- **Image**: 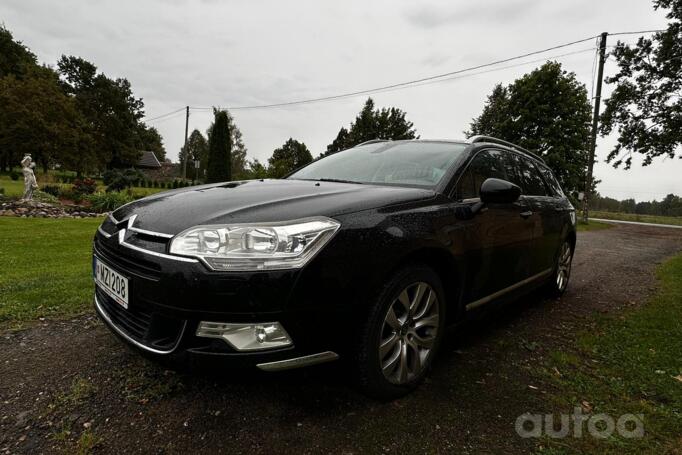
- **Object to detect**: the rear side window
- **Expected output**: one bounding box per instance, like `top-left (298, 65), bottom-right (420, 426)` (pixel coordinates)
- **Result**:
top-left (505, 153), bottom-right (548, 196)
top-left (457, 149), bottom-right (508, 199)
top-left (538, 165), bottom-right (564, 197)
top-left (500, 152), bottom-right (526, 190)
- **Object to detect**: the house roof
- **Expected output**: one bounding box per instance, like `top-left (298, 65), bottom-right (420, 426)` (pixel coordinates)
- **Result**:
top-left (136, 151), bottom-right (162, 169)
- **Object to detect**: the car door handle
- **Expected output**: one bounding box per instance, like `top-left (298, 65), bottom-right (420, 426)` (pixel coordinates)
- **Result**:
top-left (520, 210), bottom-right (533, 219)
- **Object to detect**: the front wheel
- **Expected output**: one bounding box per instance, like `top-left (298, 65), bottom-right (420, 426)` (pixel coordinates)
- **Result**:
top-left (546, 240), bottom-right (573, 297)
top-left (354, 265), bottom-right (446, 400)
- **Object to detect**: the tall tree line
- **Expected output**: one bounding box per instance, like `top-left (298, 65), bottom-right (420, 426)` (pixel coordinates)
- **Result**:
top-left (0, 25), bottom-right (164, 174)
top-left (591, 193), bottom-right (682, 217)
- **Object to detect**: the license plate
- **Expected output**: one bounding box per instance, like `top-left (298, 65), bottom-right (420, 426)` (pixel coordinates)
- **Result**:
top-left (94, 257), bottom-right (129, 309)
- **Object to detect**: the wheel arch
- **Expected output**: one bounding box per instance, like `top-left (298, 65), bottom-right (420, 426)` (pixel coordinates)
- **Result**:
top-left (567, 229), bottom-right (576, 251)
top-left (388, 247), bottom-right (465, 324)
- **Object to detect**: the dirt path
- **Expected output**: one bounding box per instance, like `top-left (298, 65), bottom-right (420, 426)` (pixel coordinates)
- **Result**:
top-left (1, 224), bottom-right (681, 454)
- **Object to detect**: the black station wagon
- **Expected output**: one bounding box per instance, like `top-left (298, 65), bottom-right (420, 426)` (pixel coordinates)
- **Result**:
top-left (93, 136), bottom-right (576, 398)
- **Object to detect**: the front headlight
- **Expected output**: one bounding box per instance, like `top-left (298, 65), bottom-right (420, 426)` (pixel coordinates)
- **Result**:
top-left (169, 217), bottom-right (340, 271)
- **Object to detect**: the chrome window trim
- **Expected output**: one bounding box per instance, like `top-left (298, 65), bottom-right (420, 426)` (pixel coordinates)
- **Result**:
top-left (94, 294), bottom-right (186, 355)
top-left (465, 268), bottom-right (553, 311)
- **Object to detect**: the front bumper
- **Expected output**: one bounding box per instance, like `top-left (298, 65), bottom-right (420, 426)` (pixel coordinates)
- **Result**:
top-left (94, 293), bottom-right (339, 371)
top-left (92, 230), bottom-right (348, 371)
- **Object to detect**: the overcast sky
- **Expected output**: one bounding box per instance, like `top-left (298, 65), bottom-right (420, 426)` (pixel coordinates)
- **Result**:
top-left (3, 0), bottom-right (679, 200)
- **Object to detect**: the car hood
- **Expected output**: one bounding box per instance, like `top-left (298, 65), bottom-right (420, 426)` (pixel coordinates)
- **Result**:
top-left (113, 179), bottom-right (437, 234)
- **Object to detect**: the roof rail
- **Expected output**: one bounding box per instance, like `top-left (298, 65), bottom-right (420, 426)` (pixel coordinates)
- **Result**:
top-left (356, 139), bottom-right (390, 146)
top-left (469, 135), bottom-right (545, 163)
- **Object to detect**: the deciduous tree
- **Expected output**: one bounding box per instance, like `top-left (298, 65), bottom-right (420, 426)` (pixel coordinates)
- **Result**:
top-left (324, 98), bottom-right (418, 156)
top-left (467, 61), bottom-right (592, 193)
top-left (268, 138), bottom-right (313, 178)
top-left (0, 67), bottom-right (91, 174)
top-left (599, 0), bottom-right (682, 168)
top-left (58, 55), bottom-right (145, 169)
top-left (135, 125), bottom-right (166, 162)
top-left (180, 129), bottom-right (209, 179)
top-left (0, 25), bottom-right (37, 78)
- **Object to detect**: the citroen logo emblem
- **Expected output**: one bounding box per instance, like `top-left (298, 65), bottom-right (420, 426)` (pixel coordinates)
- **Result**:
top-left (116, 214), bottom-right (137, 243)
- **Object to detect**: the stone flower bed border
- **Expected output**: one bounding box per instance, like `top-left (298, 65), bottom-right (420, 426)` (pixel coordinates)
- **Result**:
top-left (0, 200), bottom-right (103, 218)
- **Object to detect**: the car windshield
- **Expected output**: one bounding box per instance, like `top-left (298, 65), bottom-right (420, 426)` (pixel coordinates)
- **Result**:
top-left (288, 141), bottom-right (467, 188)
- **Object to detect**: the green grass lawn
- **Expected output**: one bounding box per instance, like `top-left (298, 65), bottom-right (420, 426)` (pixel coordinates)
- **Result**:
top-left (538, 252), bottom-right (682, 453)
top-left (590, 210), bottom-right (682, 227)
top-left (0, 176), bottom-right (27, 197)
top-left (0, 217), bottom-right (102, 329)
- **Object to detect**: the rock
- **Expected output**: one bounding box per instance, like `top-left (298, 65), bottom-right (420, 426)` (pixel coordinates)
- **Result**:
top-left (15, 411), bottom-right (29, 427)
top-left (0, 200), bottom-right (90, 219)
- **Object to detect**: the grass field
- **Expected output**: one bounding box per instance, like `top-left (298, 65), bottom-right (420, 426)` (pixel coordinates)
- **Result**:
top-left (0, 175), bottom-right (165, 198)
top-left (590, 210), bottom-right (682, 227)
top-left (539, 252), bottom-right (682, 453)
top-left (0, 176), bottom-right (26, 197)
top-left (0, 217), bottom-right (102, 329)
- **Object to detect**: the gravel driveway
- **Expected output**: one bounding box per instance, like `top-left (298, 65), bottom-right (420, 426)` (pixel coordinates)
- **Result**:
top-left (1, 223), bottom-right (681, 454)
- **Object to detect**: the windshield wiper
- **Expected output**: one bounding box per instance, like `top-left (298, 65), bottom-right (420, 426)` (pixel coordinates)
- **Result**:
top-left (312, 178), bottom-right (364, 185)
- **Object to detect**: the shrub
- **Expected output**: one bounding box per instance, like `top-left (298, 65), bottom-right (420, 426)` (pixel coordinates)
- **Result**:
top-left (172, 180), bottom-right (178, 189)
top-left (42, 184), bottom-right (62, 197)
top-left (103, 169), bottom-right (145, 192)
top-left (33, 191), bottom-right (59, 204)
top-left (59, 187), bottom-right (83, 203)
top-left (73, 178), bottom-right (97, 195)
top-left (0, 187), bottom-right (5, 195)
top-left (9, 170), bottom-right (19, 181)
top-left (87, 192), bottom-right (134, 212)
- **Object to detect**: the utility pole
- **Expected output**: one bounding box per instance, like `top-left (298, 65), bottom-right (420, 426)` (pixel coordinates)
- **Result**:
top-left (182, 106), bottom-right (189, 180)
top-left (583, 32), bottom-right (608, 223)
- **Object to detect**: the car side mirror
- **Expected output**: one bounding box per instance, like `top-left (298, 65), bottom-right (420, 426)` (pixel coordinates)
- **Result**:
top-left (479, 178), bottom-right (521, 204)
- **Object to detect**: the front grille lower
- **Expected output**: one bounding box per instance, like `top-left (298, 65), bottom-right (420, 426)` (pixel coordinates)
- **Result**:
top-left (94, 237), bottom-right (162, 280)
top-left (96, 287), bottom-right (185, 351)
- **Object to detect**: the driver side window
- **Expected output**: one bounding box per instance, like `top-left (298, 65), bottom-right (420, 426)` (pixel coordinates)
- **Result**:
top-left (457, 149), bottom-right (508, 199)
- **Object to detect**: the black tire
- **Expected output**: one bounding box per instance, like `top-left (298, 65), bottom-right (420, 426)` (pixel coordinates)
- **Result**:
top-left (354, 264), bottom-right (446, 400)
top-left (545, 239), bottom-right (574, 298)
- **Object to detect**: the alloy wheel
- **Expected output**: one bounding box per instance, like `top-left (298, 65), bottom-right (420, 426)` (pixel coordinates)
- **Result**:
top-left (556, 241), bottom-right (572, 291)
top-left (379, 282), bottom-right (440, 385)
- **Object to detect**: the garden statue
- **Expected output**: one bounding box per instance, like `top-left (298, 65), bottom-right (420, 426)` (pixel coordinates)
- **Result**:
top-left (20, 154), bottom-right (38, 201)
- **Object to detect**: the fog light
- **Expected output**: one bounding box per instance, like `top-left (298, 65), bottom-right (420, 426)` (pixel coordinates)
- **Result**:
top-left (196, 321), bottom-right (292, 351)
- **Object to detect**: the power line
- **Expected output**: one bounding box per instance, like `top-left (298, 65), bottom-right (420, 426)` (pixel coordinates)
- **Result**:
top-left (185, 47), bottom-right (596, 115)
top-left (146, 110), bottom-right (187, 124)
top-left (363, 47), bottom-right (597, 96)
top-left (144, 107), bottom-right (186, 122)
top-left (158, 47), bottom-right (596, 119)
top-left (190, 34), bottom-right (600, 111)
top-left (145, 29), bottom-right (669, 118)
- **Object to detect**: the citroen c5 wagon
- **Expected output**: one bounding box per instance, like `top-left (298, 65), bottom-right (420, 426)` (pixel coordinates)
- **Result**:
top-left (93, 136), bottom-right (576, 399)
